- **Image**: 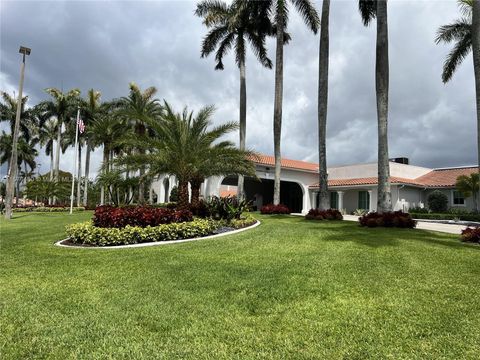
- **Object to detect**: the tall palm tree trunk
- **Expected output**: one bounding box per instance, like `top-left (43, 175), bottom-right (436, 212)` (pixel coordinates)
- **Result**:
top-left (83, 143), bottom-right (91, 207)
top-left (237, 59), bottom-right (247, 201)
top-left (100, 145), bottom-right (109, 205)
top-left (48, 150), bottom-right (54, 205)
top-left (177, 179), bottom-right (189, 211)
top-left (53, 121), bottom-right (62, 204)
top-left (76, 143), bottom-right (82, 207)
top-left (15, 165), bottom-right (20, 206)
top-left (375, 0), bottom-right (392, 213)
top-left (472, 0), bottom-right (480, 208)
top-left (273, 3), bottom-right (285, 205)
top-left (317, 0), bottom-right (330, 210)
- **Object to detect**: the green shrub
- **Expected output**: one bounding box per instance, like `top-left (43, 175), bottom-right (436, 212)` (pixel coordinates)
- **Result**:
top-left (65, 219), bottom-right (218, 246)
top-left (409, 212), bottom-right (480, 222)
top-left (221, 214), bottom-right (257, 229)
top-left (427, 191), bottom-right (448, 212)
top-left (14, 206), bottom-right (85, 213)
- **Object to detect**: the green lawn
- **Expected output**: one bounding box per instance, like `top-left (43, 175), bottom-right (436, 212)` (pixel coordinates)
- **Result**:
top-left (1, 212), bottom-right (479, 359)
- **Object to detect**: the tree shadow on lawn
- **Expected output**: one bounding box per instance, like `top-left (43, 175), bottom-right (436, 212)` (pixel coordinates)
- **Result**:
top-left (319, 222), bottom-right (478, 251)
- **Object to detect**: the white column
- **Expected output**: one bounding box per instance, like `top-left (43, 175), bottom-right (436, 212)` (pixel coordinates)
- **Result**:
top-left (157, 177), bottom-right (165, 204)
top-left (368, 190), bottom-right (373, 212)
top-left (337, 191), bottom-right (344, 212)
top-left (301, 185), bottom-right (310, 214)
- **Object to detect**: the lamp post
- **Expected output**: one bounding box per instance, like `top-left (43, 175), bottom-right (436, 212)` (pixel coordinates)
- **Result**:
top-left (4, 46), bottom-right (31, 220)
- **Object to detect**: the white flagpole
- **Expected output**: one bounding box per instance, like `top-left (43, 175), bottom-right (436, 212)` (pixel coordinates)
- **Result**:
top-left (69, 107), bottom-right (80, 214)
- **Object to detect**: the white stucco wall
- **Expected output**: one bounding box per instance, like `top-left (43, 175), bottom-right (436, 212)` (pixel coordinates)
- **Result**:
top-left (328, 161), bottom-right (431, 180)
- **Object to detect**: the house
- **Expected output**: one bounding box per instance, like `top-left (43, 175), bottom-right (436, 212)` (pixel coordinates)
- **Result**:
top-left (149, 154), bottom-right (477, 214)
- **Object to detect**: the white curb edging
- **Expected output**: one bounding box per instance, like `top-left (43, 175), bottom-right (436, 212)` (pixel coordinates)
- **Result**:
top-left (54, 220), bottom-right (261, 249)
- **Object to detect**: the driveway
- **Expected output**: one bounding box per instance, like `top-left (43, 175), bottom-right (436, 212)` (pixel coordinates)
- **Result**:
top-left (343, 215), bottom-right (467, 235)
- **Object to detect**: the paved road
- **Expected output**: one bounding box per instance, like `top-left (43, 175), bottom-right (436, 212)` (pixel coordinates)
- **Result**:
top-left (342, 215), bottom-right (467, 235)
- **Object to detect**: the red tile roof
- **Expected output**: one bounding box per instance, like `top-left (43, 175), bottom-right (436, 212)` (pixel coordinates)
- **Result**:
top-left (309, 166), bottom-right (477, 188)
top-left (310, 176), bottom-right (424, 188)
top-left (251, 154), bottom-right (318, 172)
top-left (414, 166), bottom-right (477, 187)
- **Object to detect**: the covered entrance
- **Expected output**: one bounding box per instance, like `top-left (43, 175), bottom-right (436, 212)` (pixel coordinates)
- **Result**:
top-left (221, 176), bottom-right (304, 213)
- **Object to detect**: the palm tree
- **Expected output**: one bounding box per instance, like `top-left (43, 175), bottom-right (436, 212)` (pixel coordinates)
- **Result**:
top-left (0, 132), bottom-right (37, 205)
top-left (317, 0), bottom-right (330, 210)
top-left (89, 113), bottom-right (125, 205)
top-left (359, 0), bottom-right (392, 213)
top-left (80, 89), bottom-right (105, 206)
top-left (195, 0), bottom-right (275, 201)
top-left (117, 83), bottom-right (163, 203)
top-left (39, 88), bottom-right (80, 188)
top-left (456, 173), bottom-right (479, 212)
top-left (0, 92), bottom-right (37, 141)
top-left (116, 102), bottom-right (256, 210)
top-left (257, 0), bottom-right (319, 205)
top-left (38, 118), bottom-right (58, 181)
top-left (436, 0), bottom-right (480, 204)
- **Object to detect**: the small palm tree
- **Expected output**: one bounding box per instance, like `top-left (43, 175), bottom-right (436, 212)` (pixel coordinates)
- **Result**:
top-left (38, 88), bottom-right (80, 187)
top-left (195, 0), bottom-right (276, 201)
top-left (456, 173), bottom-right (479, 212)
top-left (255, 0), bottom-right (319, 205)
top-left (436, 0), bottom-right (480, 203)
top-left (116, 102), bottom-right (256, 210)
top-left (117, 83), bottom-right (163, 203)
top-left (359, 0), bottom-right (392, 213)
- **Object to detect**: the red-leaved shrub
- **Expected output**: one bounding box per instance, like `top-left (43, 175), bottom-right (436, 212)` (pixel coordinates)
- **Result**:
top-left (93, 206), bottom-right (193, 228)
top-left (359, 211), bottom-right (416, 228)
top-left (260, 204), bottom-right (290, 215)
top-left (305, 208), bottom-right (343, 220)
top-left (461, 227), bottom-right (480, 243)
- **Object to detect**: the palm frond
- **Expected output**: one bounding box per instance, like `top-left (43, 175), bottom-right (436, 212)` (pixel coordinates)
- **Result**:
top-left (359, 0), bottom-right (377, 26)
top-left (441, 31), bottom-right (472, 82)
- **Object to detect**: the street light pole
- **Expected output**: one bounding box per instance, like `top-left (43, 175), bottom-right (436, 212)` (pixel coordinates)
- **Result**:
top-left (4, 46), bottom-right (31, 220)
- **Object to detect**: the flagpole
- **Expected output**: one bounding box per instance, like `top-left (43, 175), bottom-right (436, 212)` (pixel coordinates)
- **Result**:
top-left (69, 107), bottom-right (80, 214)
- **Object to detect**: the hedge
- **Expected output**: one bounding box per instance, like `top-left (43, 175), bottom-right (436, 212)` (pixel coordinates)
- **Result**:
top-left (93, 206), bottom-right (192, 228)
top-left (66, 219), bottom-right (218, 246)
top-left (410, 212), bottom-right (480, 222)
top-left (461, 227), bottom-right (480, 244)
top-left (305, 209), bottom-right (343, 221)
top-left (14, 206), bottom-right (85, 212)
top-left (359, 211), bottom-right (416, 228)
top-left (260, 204), bottom-right (290, 214)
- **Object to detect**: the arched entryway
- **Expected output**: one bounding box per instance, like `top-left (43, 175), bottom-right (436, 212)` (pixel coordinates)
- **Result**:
top-left (220, 176), bottom-right (304, 213)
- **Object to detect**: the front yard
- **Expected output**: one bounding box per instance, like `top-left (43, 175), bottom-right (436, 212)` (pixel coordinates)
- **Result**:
top-left (1, 212), bottom-right (479, 359)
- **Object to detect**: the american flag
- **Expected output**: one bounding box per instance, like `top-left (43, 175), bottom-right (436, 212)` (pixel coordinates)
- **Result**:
top-left (77, 117), bottom-right (85, 134)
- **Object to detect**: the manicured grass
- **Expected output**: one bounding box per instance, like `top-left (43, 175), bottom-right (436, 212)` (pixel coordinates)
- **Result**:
top-left (1, 213), bottom-right (479, 359)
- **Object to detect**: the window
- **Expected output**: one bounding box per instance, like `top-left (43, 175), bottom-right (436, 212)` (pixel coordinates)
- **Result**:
top-left (452, 190), bottom-right (465, 206)
top-left (358, 191), bottom-right (370, 210)
top-left (330, 192), bottom-right (338, 209)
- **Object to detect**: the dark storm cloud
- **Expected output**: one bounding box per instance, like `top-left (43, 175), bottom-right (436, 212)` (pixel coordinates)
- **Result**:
top-left (0, 0), bottom-right (476, 178)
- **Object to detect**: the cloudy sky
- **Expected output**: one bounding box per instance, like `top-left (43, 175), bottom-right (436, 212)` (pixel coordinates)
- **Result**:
top-left (0, 0), bottom-right (476, 178)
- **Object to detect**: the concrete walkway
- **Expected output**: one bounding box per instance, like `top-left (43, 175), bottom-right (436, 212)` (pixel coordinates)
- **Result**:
top-left (343, 215), bottom-right (467, 235)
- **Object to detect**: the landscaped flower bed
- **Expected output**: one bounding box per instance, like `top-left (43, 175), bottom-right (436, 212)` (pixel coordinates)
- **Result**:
top-left (66, 219), bottom-right (217, 246)
top-left (461, 227), bottom-right (480, 244)
top-left (63, 205), bottom-right (258, 247)
top-left (305, 208), bottom-right (343, 220)
top-left (260, 204), bottom-right (290, 215)
top-left (359, 211), bottom-right (416, 228)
